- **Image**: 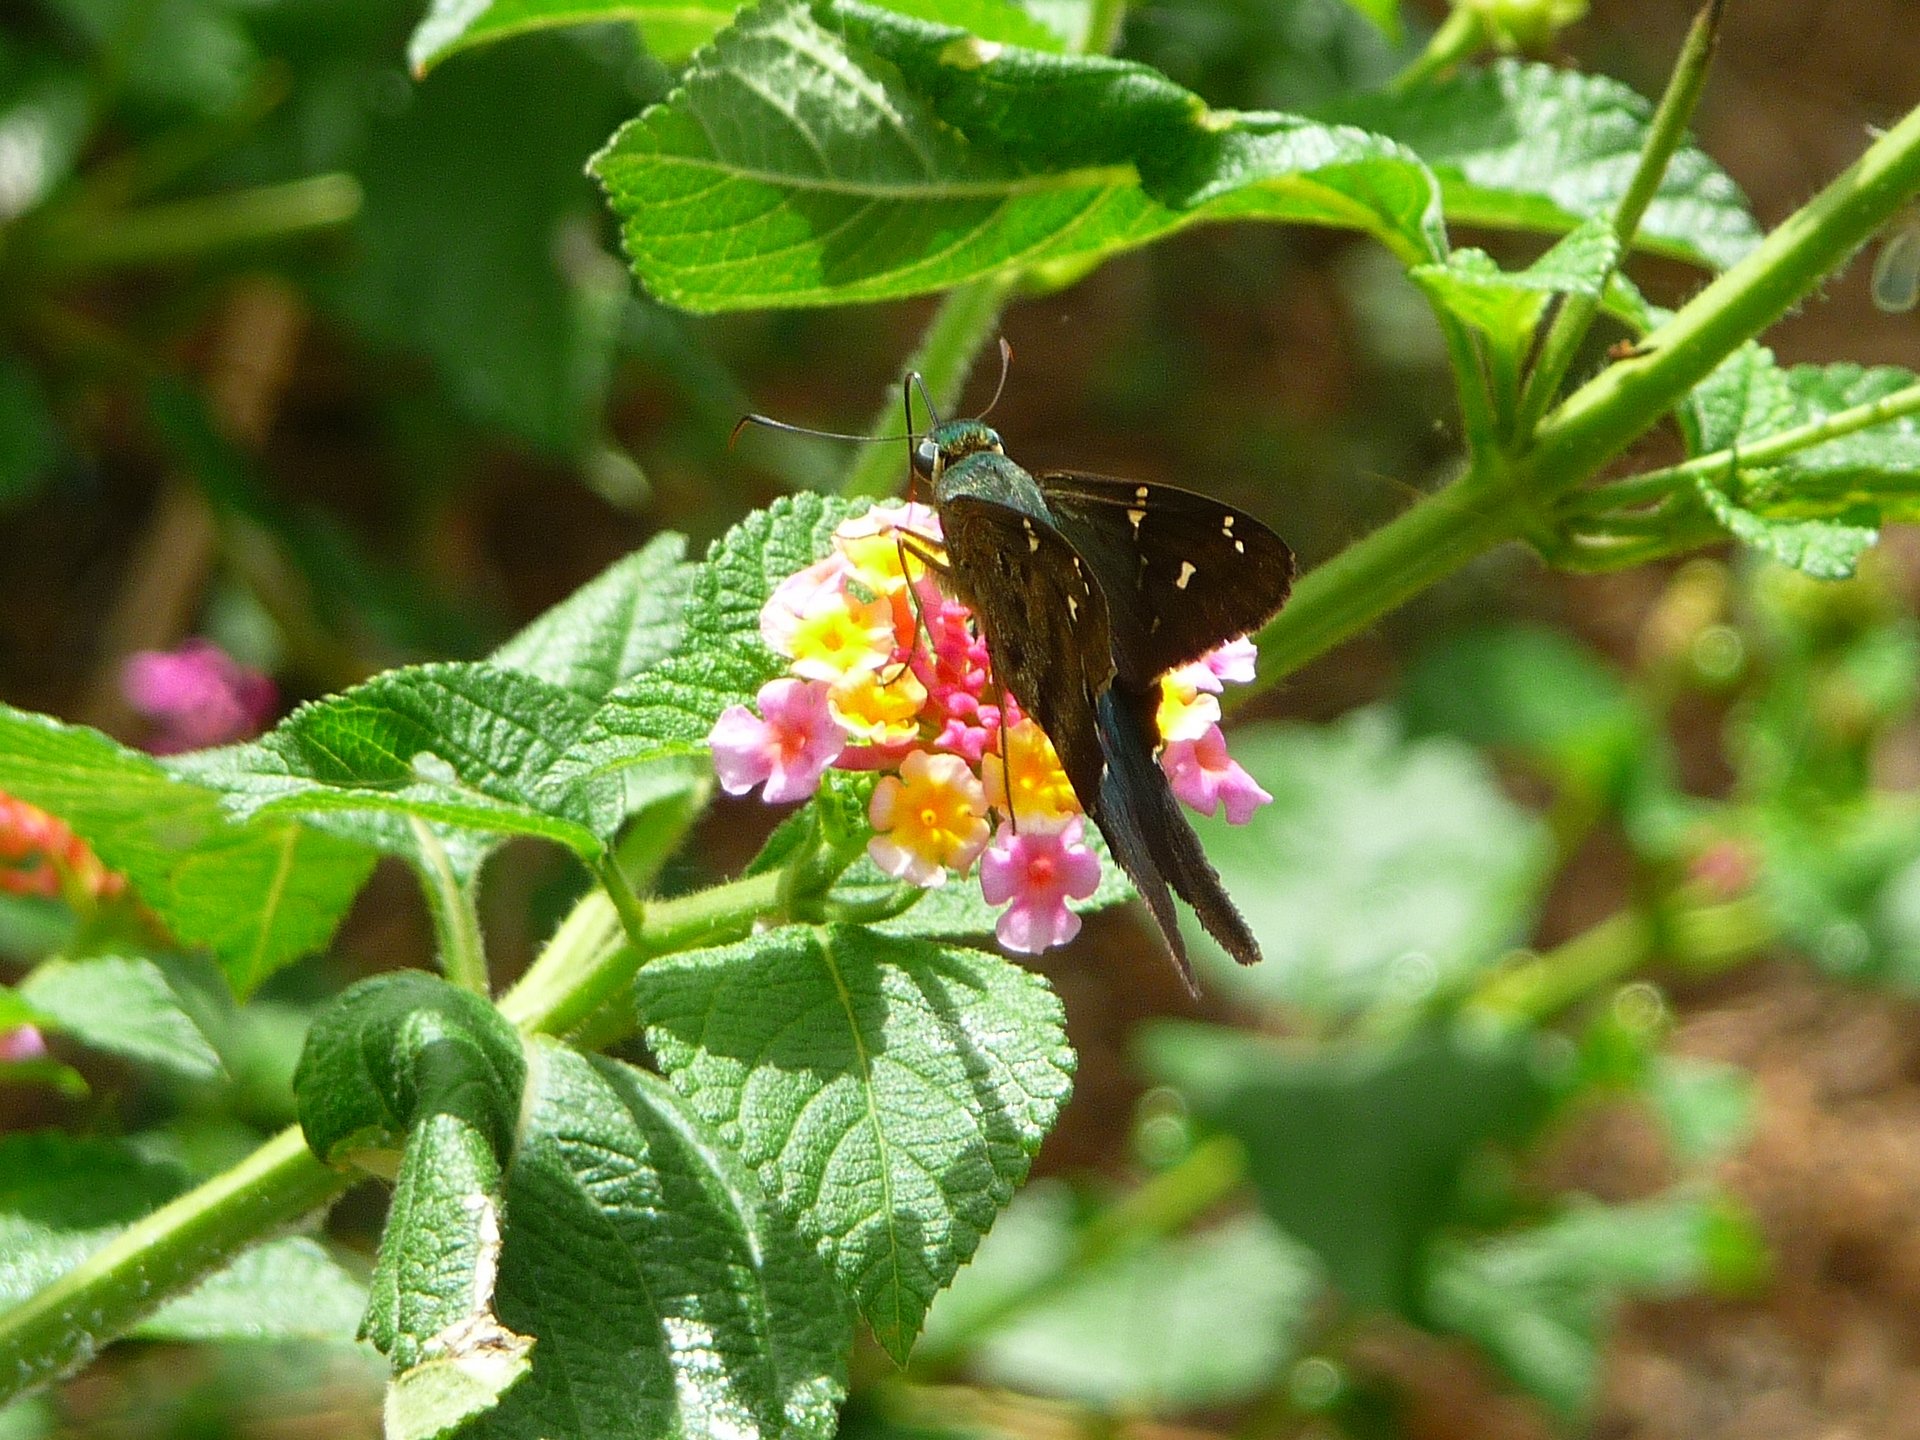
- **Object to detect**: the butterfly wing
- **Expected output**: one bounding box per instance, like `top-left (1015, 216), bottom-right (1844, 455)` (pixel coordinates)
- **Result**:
top-left (936, 493), bottom-right (1114, 808)
top-left (1036, 473), bottom-right (1295, 690)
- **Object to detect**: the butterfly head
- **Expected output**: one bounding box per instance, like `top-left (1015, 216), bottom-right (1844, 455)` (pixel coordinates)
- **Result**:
top-left (912, 419), bottom-right (1003, 483)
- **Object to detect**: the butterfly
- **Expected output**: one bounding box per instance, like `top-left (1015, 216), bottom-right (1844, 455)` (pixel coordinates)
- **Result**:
top-left (903, 377), bottom-right (1293, 991)
top-left (737, 350), bottom-right (1295, 990)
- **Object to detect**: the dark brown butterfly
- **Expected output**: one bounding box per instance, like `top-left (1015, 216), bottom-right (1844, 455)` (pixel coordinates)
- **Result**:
top-left (906, 392), bottom-right (1294, 991)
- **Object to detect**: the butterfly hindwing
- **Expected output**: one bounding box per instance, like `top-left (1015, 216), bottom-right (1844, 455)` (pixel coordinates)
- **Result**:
top-left (1035, 473), bottom-right (1295, 689)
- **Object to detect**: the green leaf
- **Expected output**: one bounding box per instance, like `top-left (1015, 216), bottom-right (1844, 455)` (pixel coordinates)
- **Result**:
top-left (335, 36), bottom-right (639, 453)
top-left (925, 1184), bottom-right (1320, 1409)
top-left (634, 924), bottom-right (1074, 1361)
top-left (410, 0), bottom-right (729, 73)
top-left (592, 0), bottom-right (1445, 311)
top-left (0, 59), bottom-right (89, 223)
top-left (0, 1132), bottom-right (364, 1342)
top-left (177, 663), bottom-right (618, 865)
top-left (1324, 59), bottom-right (1761, 269)
top-left (0, 705), bottom-right (377, 996)
top-left (1189, 709), bottom-right (1552, 1016)
top-left (1682, 345), bottom-right (1884, 578)
top-left (18, 955), bottom-right (225, 1081)
top-left (1140, 1023), bottom-right (1555, 1314)
top-left (47, 0), bottom-right (260, 115)
top-left (472, 1044), bottom-right (850, 1440)
top-left (488, 535), bottom-right (694, 704)
top-left (409, 0), bottom-right (1064, 72)
top-left (1400, 623), bottom-right (1650, 793)
top-left (295, 973), bottom-right (532, 1426)
top-left (553, 492), bottom-right (865, 793)
top-left (1409, 219), bottom-right (1618, 351)
top-left (1647, 1056), bottom-right (1755, 1166)
top-left (1335, 0), bottom-right (1401, 39)
top-left (1426, 1192), bottom-right (1762, 1418)
top-left (1773, 364), bottom-right (1920, 512)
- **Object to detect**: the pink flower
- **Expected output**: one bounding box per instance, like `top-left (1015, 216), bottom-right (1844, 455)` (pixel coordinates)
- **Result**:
top-left (979, 817), bottom-right (1102, 953)
top-left (1201, 636), bottom-right (1258, 687)
top-left (0, 1025), bottom-right (47, 1064)
top-left (121, 640), bottom-right (276, 754)
top-left (710, 678), bottom-right (847, 804)
top-left (1161, 724), bottom-right (1272, 824)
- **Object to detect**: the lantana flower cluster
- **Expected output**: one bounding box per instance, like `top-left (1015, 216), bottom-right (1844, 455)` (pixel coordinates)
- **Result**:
top-left (709, 504), bottom-right (1272, 954)
top-left (0, 792), bottom-right (125, 903)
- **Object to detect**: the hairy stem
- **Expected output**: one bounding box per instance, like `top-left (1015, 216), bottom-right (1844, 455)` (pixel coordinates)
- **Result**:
top-left (1513, 0), bottom-right (1727, 443)
top-left (1566, 378), bottom-right (1920, 517)
top-left (412, 819), bottom-right (489, 996)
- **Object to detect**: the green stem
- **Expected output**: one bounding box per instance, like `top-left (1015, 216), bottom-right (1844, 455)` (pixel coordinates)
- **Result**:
top-left (0, 1126), bottom-right (347, 1402)
top-left (1243, 468), bottom-right (1527, 692)
top-left (911, 1135), bottom-right (1248, 1369)
top-left (841, 275), bottom-right (1018, 500)
top-left (498, 868), bottom-right (786, 1036)
top-left (411, 819), bottom-right (489, 996)
top-left (1567, 378), bottom-right (1920, 517)
top-left (1527, 98), bottom-right (1920, 496)
top-left (1512, 0), bottom-right (1727, 444)
top-left (35, 175), bottom-right (361, 275)
top-left (1390, 4), bottom-right (1486, 92)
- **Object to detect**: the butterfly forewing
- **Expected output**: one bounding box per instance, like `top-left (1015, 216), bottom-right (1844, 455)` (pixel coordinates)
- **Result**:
top-left (937, 493), bottom-right (1114, 809)
top-left (1035, 473), bottom-right (1295, 688)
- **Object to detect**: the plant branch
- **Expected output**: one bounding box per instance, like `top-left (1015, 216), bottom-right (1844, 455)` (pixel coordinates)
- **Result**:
top-left (33, 175), bottom-right (361, 276)
top-left (411, 818), bottom-right (489, 996)
top-left (1527, 98), bottom-right (1920, 496)
top-left (1513, 0), bottom-right (1728, 443)
top-left (1390, 5), bottom-right (1485, 93)
top-left (1565, 378), bottom-right (1920, 517)
top-left (0, 1126), bottom-right (347, 1404)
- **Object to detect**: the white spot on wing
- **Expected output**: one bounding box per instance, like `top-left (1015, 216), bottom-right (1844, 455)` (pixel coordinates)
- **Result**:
top-left (1127, 507), bottom-right (1145, 533)
top-left (1176, 560), bottom-right (1197, 589)
top-left (1022, 518), bottom-right (1040, 553)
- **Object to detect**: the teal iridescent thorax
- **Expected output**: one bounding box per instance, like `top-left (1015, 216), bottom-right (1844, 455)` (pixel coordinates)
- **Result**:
top-left (916, 419), bottom-right (1053, 521)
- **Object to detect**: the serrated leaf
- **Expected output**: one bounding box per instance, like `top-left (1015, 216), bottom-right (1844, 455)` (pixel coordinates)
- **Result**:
top-left (1409, 219), bottom-right (1618, 351)
top-left (925, 1184), bottom-right (1320, 1410)
top-left (0, 705), bottom-right (376, 996)
top-left (1426, 1192), bottom-right (1760, 1418)
top-left (471, 1043), bottom-right (850, 1440)
top-left (176, 663), bottom-right (620, 865)
top-left (1326, 59), bottom-right (1760, 269)
top-left (552, 493), bottom-right (865, 793)
top-left (295, 972), bottom-right (531, 1420)
top-left (489, 534), bottom-right (694, 703)
top-left (19, 955), bottom-right (225, 1081)
top-left (1141, 1023), bottom-right (1554, 1314)
top-left (1681, 347), bottom-right (1899, 577)
top-left (592, 0), bottom-right (1445, 311)
top-left (634, 924), bottom-right (1074, 1361)
top-left (1188, 709), bottom-right (1552, 1016)
top-left (0, 1132), bottom-right (364, 1343)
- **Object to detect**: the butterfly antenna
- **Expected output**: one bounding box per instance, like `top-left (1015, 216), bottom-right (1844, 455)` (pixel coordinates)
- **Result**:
top-left (729, 413), bottom-right (916, 448)
top-left (975, 337), bottom-right (1014, 421)
top-left (907, 371), bottom-right (941, 431)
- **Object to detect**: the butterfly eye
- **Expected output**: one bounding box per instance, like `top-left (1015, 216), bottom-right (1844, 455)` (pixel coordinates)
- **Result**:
top-left (913, 438), bottom-right (940, 477)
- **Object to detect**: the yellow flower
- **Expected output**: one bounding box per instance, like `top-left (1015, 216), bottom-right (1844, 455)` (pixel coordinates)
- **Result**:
top-left (835, 502), bottom-right (944, 596)
top-left (783, 588), bottom-right (897, 682)
top-left (829, 666), bottom-right (928, 745)
top-left (868, 750), bottom-right (990, 885)
top-left (1155, 665), bottom-right (1223, 744)
top-left (980, 719), bottom-right (1080, 829)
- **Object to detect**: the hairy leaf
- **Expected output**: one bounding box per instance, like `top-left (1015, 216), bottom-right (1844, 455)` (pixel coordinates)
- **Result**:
top-left (635, 924), bottom-right (1074, 1360)
top-left (19, 955), bottom-right (225, 1081)
top-left (1326, 59), bottom-right (1760, 269)
top-left (0, 705), bottom-right (376, 996)
top-left (593, 0), bottom-right (1445, 311)
top-left (470, 1044), bottom-right (850, 1440)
